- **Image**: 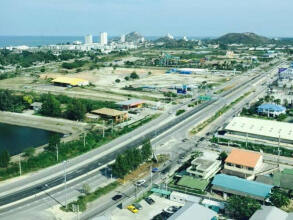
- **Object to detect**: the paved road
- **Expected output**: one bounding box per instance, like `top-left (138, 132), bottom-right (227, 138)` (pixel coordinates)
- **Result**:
top-left (0, 58), bottom-right (285, 219)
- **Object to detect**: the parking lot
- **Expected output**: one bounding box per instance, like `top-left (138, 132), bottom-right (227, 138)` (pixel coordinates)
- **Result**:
top-left (111, 194), bottom-right (183, 220)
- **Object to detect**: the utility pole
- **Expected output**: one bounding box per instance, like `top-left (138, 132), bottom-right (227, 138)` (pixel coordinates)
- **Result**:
top-left (63, 160), bottom-right (68, 208)
top-left (150, 165), bottom-right (153, 187)
top-left (56, 144), bottom-right (59, 162)
top-left (19, 155), bottom-right (22, 176)
top-left (111, 119), bottom-right (114, 134)
top-left (278, 134), bottom-right (281, 164)
top-left (102, 120), bottom-right (105, 138)
top-left (246, 132), bottom-right (248, 148)
top-left (83, 132), bottom-right (86, 147)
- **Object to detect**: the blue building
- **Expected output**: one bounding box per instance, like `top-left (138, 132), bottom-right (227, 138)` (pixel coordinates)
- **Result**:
top-left (257, 103), bottom-right (286, 117)
top-left (212, 174), bottom-right (273, 201)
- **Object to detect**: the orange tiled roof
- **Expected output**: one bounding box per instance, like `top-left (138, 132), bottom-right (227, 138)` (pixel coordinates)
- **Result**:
top-left (225, 149), bottom-right (261, 168)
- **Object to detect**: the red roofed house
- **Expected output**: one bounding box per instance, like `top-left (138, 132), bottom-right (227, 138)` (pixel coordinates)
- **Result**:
top-left (223, 148), bottom-right (263, 180)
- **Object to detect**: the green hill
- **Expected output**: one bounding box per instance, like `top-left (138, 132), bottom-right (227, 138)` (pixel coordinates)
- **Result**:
top-left (216, 32), bottom-right (272, 45)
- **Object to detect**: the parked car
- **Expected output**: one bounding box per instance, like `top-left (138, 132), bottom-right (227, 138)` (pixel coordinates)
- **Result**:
top-left (112, 194), bottom-right (122, 201)
top-left (135, 179), bottom-right (146, 186)
top-left (127, 205), bottom-right (138, 213)
top-left (133, 203), bottom-right (143, 210)
top-left (152, 167), bottom-right (159, 173)
top-left (144, 197), bottom-right (155, 205)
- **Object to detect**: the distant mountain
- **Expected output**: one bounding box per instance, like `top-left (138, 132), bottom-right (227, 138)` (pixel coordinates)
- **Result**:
top-left (125, 32), bottom-right (143, 42)
top-left (216, 32), bottom-right (272, 45)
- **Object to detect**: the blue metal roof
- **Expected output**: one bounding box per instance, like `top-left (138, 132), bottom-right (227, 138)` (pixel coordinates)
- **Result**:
top-left (257, 103), bottom-right (286, 112)
top-left (212, 174), bottom-right (273, 199)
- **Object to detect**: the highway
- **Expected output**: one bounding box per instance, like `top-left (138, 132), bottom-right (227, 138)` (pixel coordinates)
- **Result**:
top-left (0, 58), bottom-right (285, 219)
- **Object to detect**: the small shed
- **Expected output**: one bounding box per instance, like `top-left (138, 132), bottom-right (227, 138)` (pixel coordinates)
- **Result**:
top-left (30, 102), bottom-right (42, 112)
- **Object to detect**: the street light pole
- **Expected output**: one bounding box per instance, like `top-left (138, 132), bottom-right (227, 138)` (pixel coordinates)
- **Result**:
top-left (56, 144), bottom-right (59, 162)
top-left (102, 120), bottom-right (105, 138)
top-left (19, 155), bottom-right (22, 176)
top-left (63, 160), bottom-right (68, 208)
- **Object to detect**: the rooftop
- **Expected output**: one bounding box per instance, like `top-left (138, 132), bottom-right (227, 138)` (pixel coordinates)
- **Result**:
top-left (168, 202), bottom-right (217, 220)
top-left (257, 103), bottom-right (286, 112)
top-left (116, 99), bottom-right (144, 106)
top-left (52, 77), bottom-right (88, 86)
top-left (250, 205), bottom-right (291, 220)
top-left (212, 174), bottom-right (273, 199)
top-left (177, 176), bottom-right (209, 191)
top-left (91, 108), bottom-right (126, 117)
top-left (225, 117), bottom-right (293, 142)
top-left (225, 148), bottom-right (261, 168)
top-left (191, 158), bottom-right (218, 171)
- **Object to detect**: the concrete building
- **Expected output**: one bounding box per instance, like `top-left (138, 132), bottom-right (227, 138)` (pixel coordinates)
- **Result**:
top-left (257, 103), bottom-right (286, 117)
top-left (100, 32), bottom-right (108, 45)
top-left (186, 157), bottom-right (221, 179)
top-left (224, 117), bottom-right (293, 145)
top-left (120, 34), bottom-right (125, 43)
top-left (91, 108), bottom-right (128, 122)
top-left (85, 34), bottom-right (93, 44)
top-left (223, 148), bottom-right (263, 180)
top-left (169, 191), bottom-right (201, 204)
top-left (250, 206), bottom-right (293, 220)
top-left (212, 174), bottom-right (273, 201)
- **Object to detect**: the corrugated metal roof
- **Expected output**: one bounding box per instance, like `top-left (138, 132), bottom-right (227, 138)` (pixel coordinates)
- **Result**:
top-left (116, 99), bottom-right (144, 106)
top-left (91, 108), bottom-right (126, 117)
top-left (52, 77), bottom-right (89, 86)
top-left (212, 174), bottom-right (273, 199)
top-left (250, 206), bottom-right (289, 220)
top-left (151, 188), bottom-right (171, 196)
top-left (257, 103), bottom-right (286, 112)
top-left (225, 117), bottom-right (293, 142)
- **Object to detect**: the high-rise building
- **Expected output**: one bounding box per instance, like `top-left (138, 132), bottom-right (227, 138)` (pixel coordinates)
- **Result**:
top-left (100, 32), bottom-right (108, 45)
top-left (120, 34), bottom-right (126, 43)
top-left (85, 34), bottom-right (93, 44)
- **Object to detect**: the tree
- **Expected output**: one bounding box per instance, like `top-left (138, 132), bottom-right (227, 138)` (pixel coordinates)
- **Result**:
top-left (218, 151), bottom-right (228, 163)
top-left (0, 150), bottom-right (10, 168)
top-left (23, 147), bottom-right (35, 158)
top-left (226, 195), bottom-right (261, 220)
top-left (82, 183), bottom-right (91, 195)
top-left (115, 79), bottom-right (121, 83)
top-left (40, 67), bottom-right (46, 72)
top-left (40, 94), bottom-right (62, 117)
top-left (47, 133), bottom-right (61, 152)
top-left (270, 188), bottom-right (290, 208)
top-left (66, 100), bottom-right (86, 121)
top-left (124, 76), bottom-right (129, 81)
top-left (112, 154), bottom-right (128, 178)
top-left (130, 72), bottom-right (139, 80)
top-left (141, 140), bottom-right (152, 161)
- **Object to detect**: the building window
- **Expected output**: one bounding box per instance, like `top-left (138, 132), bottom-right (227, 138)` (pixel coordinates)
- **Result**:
top-left (248, 167), bottom-right (254, 171)
top-left (236, 165), bottom-right (241, 168)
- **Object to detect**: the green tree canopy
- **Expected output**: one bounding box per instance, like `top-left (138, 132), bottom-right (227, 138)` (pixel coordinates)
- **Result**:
top-left (66, 99), bottom-right (86, 121)
top-left (0, 150), bottom-right (10, 168)
top-left (40, 94), bottom-right (62, 117)
top-left (270, 188), bottom-right (290, 208)
top-left (226, 195), bottom-right (261, 220)
top-left (141, 140), bottom-right (152, 160)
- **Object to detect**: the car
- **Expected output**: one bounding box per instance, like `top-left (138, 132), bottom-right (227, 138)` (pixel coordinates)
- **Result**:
top-left (144, 197), bottom-right (155, 205)
top-left (199, 137), bottom-right (205, 141)
top-left (152, 167), bottom-right (159, 173)
top-left (127, 205), bottom-right (138, 213)
top-left (182, 138), bottom-right (188, 142)
top-left (133, 203), bottom-right (143, 210)
top-left (135, 179), bottom-right (146, 186)
top-left (112, 194), bottom-right (122, 201)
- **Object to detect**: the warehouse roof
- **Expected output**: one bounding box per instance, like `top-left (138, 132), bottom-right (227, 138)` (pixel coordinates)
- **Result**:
top-left (225, 117), bottom-right (293, 142)
top-left (212, 174), bottom-right (273, 199)
top-left (52, 77), bottom-right (89, 86)
top-left (225, 149), bottom-right (261, 168)
top-left (116, 99), bottom-right (144, 106)
top-left (250, 206), bottom-right (291, 220)
top-left (168, 202), bottom-right (217, 220)
top-left (257, 103), bottom-right (286, 112)
top-left (91, 108), bottom-right (126, 117)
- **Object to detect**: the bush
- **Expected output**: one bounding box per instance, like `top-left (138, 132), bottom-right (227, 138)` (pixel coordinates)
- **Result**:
top-left (130, 71), bottom-right (139, 79)
top-left (115, 79), bottom-right (121, 83)
top-left (176, 109), bottom-right (185, 116)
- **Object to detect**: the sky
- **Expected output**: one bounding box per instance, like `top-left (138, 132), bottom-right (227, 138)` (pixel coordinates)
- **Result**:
top-left (1, 0), bottom-right (293, 37)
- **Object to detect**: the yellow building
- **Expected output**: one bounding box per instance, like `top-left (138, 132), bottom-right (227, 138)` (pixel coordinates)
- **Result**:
top-left (52, 77), bottom-right (89, 87)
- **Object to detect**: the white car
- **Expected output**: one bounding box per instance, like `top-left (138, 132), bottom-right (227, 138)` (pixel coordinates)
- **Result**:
top-left (135, 179), bottom-right (146, 186)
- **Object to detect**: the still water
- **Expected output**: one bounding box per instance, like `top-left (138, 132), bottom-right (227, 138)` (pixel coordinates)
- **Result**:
top-left (0, 123), bottom-right (56, 156)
